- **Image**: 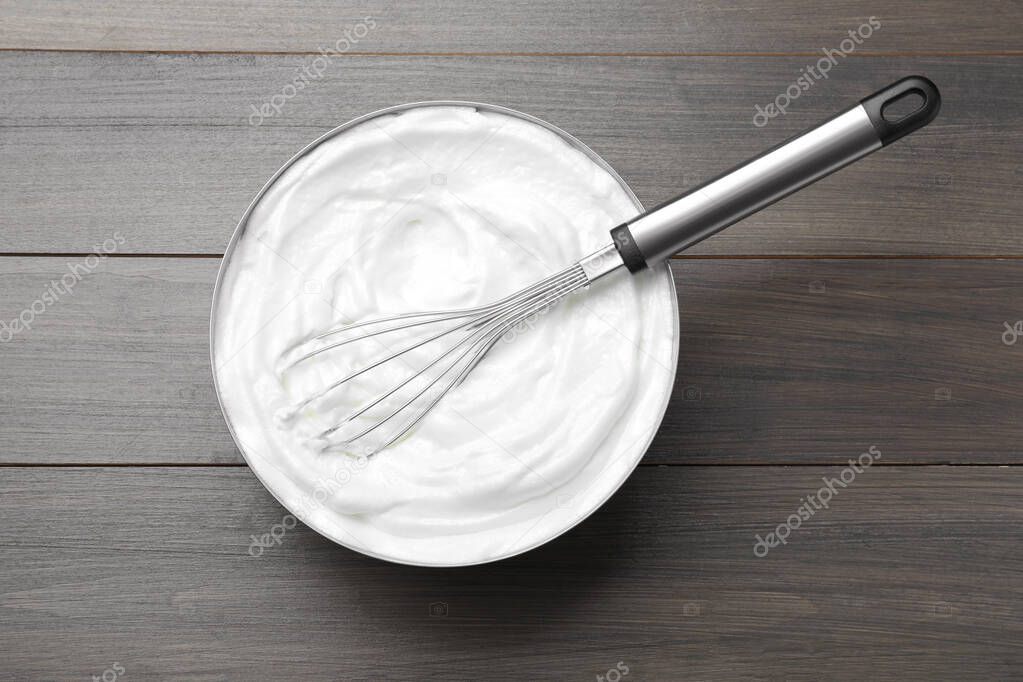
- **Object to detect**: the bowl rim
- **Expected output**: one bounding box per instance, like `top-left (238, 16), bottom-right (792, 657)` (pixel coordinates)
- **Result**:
top-left (209, 100), bottom-right (681, 567)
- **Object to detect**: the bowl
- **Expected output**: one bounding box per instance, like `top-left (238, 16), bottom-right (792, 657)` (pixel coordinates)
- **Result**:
top-left (210, 102), bottom-right (680, 565)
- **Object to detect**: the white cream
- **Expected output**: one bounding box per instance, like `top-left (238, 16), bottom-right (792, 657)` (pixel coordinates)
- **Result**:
top-left (213, 105), bottom-right (678, 565)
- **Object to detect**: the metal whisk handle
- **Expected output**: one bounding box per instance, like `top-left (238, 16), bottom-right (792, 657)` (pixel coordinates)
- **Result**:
top-left (610, 76), bottom-right (941, 272)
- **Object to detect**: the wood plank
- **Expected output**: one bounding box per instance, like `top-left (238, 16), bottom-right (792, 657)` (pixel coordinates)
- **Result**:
top-left (656, 257), bottom-right (1023, 461)
top-left (0, 1), bottom-right (1020, 53)
top-left (1, 257), bottom-right (1020, 465)
top-left (2, 466), bottom-right (1021, 679)
top-left (0, 258), bottom-right (238, 464)
top-left (1, 53), bottom-right (1021, 255)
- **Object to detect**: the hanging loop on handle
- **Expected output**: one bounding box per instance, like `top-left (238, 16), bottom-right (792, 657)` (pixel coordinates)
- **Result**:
top-left (859, 75), bottom-right (941, 146)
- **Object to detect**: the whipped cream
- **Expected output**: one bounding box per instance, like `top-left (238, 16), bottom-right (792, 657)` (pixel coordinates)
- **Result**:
top-left (213, 105), bottom-right (678, 565)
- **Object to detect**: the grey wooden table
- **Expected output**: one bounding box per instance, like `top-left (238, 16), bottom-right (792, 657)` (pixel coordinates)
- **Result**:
top-left (2, 2), bottom-right (1022, 680)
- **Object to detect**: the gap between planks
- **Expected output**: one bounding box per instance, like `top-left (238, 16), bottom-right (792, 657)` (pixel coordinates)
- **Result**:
top-left (1, 48), bottom-right (1022, 57)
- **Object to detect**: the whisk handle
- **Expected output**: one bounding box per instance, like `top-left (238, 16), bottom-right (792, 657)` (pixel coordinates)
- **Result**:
top-left (610, 76), bottom-right (940, 272)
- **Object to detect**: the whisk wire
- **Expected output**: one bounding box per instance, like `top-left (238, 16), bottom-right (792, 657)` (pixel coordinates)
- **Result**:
top-left (325, 266), bottom-right (589, 451)
top-left (277, 242), bottom-right (633, 454)
top-left (277, 238), bottom-right (634, 455)
top-left (290, 266), bottom-right (587, 414)
top-left (287, 263), bottom-right (587, 370)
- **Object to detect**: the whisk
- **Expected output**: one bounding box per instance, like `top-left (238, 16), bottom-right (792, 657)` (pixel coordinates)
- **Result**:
top-left (280, 77), bottom-right (940, 455)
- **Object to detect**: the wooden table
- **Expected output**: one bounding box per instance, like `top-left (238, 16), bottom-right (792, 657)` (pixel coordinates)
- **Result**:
top-left (2, 2), bottom-right (1021, 679)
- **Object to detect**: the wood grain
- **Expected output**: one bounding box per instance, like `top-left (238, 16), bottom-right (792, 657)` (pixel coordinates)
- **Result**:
top-left (0, 1), bottom-right (1020, 54)
top-left (0, 258), bottom-right (237, 464)
top-left (2, 466), bottom-right (1021, 679)
top-left (1, 53), bottom-right (1021, 255)
top-left (1, 2), bottom-right (1019, 679)
top-left (1, 257), bottom-right (1019, 465)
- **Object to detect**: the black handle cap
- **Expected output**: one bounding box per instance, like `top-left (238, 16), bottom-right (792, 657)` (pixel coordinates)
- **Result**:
top-left (860, 76), bottom-right (941, 146)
